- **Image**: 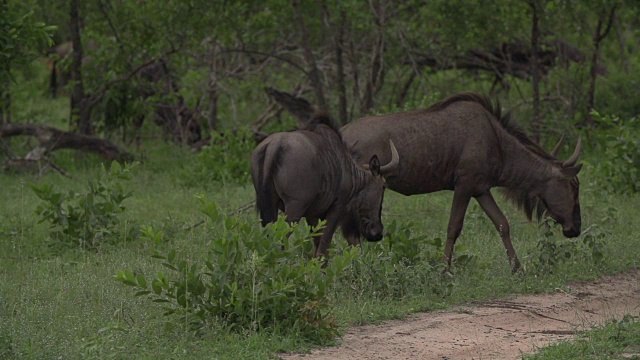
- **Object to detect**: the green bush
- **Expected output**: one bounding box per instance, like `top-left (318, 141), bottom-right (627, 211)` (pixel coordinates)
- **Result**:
top-left (31, 162), bottom-right (138, 252)
top-left (115, 197), bottom-right (357, 342)
top-left (530, 218), bottom-right (606, 274)
top-left (590, 111), bottom-right (640, 194)
top-left (181, 128), bottom-right (255, 187)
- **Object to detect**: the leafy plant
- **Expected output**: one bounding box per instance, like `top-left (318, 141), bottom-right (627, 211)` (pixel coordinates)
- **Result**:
top-left (31, 162), bottom-right (138, 252)
top-left (115, 197), bottom-right (357, 342)
top-left (589, 111), bottom-right (640, 194)
top-left (531, 218), bottom-right (606, 274)
top-left (181, 128), bottom-right (256, 187)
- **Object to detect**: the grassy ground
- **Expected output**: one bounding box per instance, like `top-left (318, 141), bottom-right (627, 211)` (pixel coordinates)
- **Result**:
top-left (1, 65), bottom-right (639, 359)
top-left (1, 146), bottom-right (639, 359)
top-left (524, 315), bottom-right (640, 360)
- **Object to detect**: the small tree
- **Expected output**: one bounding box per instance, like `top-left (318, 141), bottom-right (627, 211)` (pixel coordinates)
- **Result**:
top-left (0, 0), bottom-right (55, 124)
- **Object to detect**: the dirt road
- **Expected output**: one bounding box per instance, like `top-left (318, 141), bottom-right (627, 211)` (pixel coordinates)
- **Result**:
top-left (282, 271), bottom-right (640, 360)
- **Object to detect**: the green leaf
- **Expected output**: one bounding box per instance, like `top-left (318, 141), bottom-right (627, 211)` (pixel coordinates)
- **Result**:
top-left (162, 263), bottom-right (178, 271)
top-left (151, 280), bottom-right (163, 295)
top-left (135, 290), bottom-right (151, 297)
top-left (136, 273), bottom-right (147, 288)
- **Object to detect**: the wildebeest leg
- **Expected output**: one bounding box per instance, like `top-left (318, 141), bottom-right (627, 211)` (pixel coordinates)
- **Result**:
top-left (444, 190), bottom-right (471, 272)
top-left (475, 192), bottom-right (521, 272)
top-left (314, 216), bottom-right (340, 259)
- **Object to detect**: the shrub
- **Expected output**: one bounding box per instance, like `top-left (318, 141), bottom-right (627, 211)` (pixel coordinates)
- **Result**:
top-left (530, 218), bottom-right (606, 274)
top-left (590, 111), bottom-right (640, 194)
top-left (115, 197), bottom-right (357, 342)
top-left (31, 161), bottom-right (138, 252)
top-left (181, 128), bottom-right (255, 187)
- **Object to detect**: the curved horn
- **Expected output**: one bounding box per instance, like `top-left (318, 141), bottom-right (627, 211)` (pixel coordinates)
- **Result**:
top-left (379, 139), bottom-right (400, 175)
top-left (550, 135), bottom-right (565, 157)
top-left (562, 137), bottom-right (582, 167)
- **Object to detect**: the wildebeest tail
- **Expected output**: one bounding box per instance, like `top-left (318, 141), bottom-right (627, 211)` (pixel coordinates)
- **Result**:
top-left (252, 142), bottom-right (282, 226)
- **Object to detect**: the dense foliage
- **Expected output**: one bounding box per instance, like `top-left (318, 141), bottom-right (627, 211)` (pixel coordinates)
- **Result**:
top-left (590, 111), bottom-right (640, 193)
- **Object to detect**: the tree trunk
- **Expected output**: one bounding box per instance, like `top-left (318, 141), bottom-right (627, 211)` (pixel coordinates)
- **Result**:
top-left (69, 0), bottom-right (92, 134)
top-left (528, 0), bottom-right (542, 143)
top-left (586, 5), bottom-right (617, 126)
top-left (396, 71), bottom-right (416, 108)
top-left (361, 0), bottom-right (386, 115)
top-left (0, 86), bottom-right (10, 125)
top-left (291, 0), bottom-right (327, 113)
top-left (320, 2), bottom-right (348, 125)
top-left (207, 45), bottom-right (219, 132)
top-left (0, 0), bottom-right (10, 125)
top-left (335, 11), bottom-right (348, 125)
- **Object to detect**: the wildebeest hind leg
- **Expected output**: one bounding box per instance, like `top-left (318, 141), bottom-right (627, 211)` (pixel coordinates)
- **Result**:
top-left (475, 192), bottom-right (521, 272)
top-left (444, 190), bottom-right (471, 272)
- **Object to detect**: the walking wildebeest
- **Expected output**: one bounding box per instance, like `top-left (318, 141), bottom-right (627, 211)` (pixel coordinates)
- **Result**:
top-left (341, 93), bottom-right (583, 272)
top-left (251, 113), bottom-right (399, 257)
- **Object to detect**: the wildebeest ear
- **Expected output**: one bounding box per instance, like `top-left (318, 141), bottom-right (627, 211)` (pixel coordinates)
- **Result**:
top-left (560, 163), bottom-right (583, 178)
top-left (369, 155), bottom-right (381, 176)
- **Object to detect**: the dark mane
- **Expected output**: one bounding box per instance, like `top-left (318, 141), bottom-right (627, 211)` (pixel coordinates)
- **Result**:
top-left (428, 92), bottom-right (562, 221)
top-left (428, 92), bottom-right (555, 161)
top-left (426, 92), bottom-right (500, 117)
top-left (300, 112), bottom-right (341, 133)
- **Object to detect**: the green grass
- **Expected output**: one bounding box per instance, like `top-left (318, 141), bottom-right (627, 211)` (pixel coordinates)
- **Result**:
top-left (1, 63), bottom-right (640, 359)
top-left (524, 315), bottom-right (640, 360)
top-left (1, 153), bottom-right (639, 359)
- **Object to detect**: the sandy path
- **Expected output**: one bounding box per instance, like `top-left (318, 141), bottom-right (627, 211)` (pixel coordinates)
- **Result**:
top-left (281, 270), bottom-right (640, 360)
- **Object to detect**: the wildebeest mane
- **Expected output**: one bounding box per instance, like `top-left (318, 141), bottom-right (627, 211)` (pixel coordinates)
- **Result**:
top-left (428, 92), bottom-right (555, 161)
top-left (300, 112), bottom-right (341, 133)
top-left (428, 92), bottom-right (562, 221)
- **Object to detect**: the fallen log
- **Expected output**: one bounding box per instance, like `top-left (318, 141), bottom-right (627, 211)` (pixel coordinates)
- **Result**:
top-left (0, 123), bottom-right (134, 163)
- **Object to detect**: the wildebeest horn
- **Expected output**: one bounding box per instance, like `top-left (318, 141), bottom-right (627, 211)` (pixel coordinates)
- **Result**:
top-left (562, 137), bottom-right (582, 167)
top-left (550, 135), bottom-right (565, 157)
top-left (379, 139), bottom-right (400, 175)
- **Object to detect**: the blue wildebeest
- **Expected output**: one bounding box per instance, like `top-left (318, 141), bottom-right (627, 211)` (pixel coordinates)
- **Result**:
top-left (341, 93), bottom-right (583, 272)
top-left (251, 113), bottom-right (399, 258)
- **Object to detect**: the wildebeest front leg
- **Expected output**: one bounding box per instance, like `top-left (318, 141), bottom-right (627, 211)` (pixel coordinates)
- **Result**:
top-left (314, 216), bottom-right (340, 259)
top-left (444, 190), bottom-right (472, 272)
top-left (475, 192), bottom-right (521, 272)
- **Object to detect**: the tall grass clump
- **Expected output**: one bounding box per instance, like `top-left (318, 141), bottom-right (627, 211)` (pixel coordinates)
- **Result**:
top-left (338, 219), bottom-right (475, 301)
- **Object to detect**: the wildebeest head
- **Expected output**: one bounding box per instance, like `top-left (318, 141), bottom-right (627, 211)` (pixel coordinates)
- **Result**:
top-left (535, 138), bottom-right (583, 238)
top-left (343, 140), bottom-right (399, 243)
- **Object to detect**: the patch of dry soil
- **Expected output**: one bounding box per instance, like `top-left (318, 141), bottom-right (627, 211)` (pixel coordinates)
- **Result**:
top-left (281, 270), bottom-right (640, 360)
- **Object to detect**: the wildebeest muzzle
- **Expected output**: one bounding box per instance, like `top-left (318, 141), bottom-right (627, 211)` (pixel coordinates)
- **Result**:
top-left (365, 223), bottom-right (384, 242)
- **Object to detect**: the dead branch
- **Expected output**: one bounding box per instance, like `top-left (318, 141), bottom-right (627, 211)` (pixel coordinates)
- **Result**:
top-left (0, 123), bottom-right (133, 163)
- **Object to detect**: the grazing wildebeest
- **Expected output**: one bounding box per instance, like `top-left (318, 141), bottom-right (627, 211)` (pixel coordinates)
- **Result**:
top-left (251, 113), bottom-right (399, 257)
top-left (341, 93), bottom-right (583, 272)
